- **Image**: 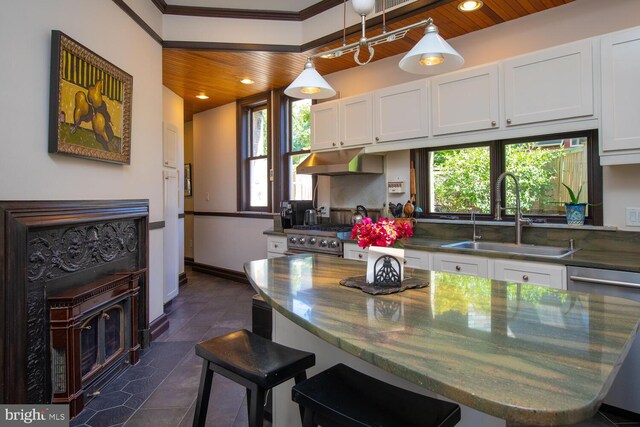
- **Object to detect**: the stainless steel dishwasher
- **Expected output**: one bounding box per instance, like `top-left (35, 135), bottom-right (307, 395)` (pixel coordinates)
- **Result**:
top-left (567, 266), bottom-right (640, 414)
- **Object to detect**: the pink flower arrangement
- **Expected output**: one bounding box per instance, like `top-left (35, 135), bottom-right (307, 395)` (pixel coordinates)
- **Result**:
top-left (351, 218), bottom-right (414, 249)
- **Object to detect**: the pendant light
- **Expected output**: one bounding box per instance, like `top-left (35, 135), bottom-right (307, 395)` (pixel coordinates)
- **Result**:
top-left (284, 60), bottom-right (336, 100)
top-left (398, 23), bottom-right (464, 75)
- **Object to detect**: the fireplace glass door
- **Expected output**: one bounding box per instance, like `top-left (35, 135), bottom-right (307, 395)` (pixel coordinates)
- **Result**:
top-left (79, 299), bottom-right (128, 381)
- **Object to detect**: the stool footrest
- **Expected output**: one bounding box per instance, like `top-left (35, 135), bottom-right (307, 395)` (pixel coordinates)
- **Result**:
top-left (292, 364), bottom-right (461, 427)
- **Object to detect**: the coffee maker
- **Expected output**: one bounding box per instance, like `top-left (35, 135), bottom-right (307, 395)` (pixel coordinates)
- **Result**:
top-left (280, 200), bottom-right (313, 229)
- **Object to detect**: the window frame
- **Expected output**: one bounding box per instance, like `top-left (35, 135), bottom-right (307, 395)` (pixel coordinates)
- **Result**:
top-left (412, 130), bottom-right (603, 225)
top-left (237, 92), bottom-right (272, 212)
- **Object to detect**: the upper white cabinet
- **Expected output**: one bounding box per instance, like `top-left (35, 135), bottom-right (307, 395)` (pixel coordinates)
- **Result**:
top-left (339, 93), bottom-right (373, 148)
top-left (600, 27), bottom-right (640, 164)
top-left (431, 64), bottom-right (499, 135)
top-left (310, 100), bottom-right (339, 151)
top-left (374, 80), bottom-right (429, 142)
top-left (503, 40), bottom-right (593, 126)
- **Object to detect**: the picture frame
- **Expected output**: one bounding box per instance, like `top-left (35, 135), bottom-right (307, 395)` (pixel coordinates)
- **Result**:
top-left (49, 30), bottom-right (133, 164)
top-left (184, 163), bottom-right (192, 197)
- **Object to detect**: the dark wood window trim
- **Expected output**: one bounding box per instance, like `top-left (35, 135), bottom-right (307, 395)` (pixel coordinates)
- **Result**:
top-left (412, 130), bottom-right (603, 225)
top-left (275, 90), bottom-right (316, 207)
top-left (237, 92), bottom-right (272, 213)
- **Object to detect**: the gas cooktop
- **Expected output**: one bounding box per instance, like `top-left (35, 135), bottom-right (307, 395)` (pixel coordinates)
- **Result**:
top-left (284, 224), bottom-right (354, 256)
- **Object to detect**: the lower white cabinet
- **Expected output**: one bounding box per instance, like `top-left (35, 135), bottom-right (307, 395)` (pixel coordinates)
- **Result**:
top-left (432, 253), bottom-right (490, 278)
top-left (267, 236), bottom-right (287, 259)
top-left (343, 244), bottom-right (431, 270)
top-left (493, 259), bottom-right (566, 289)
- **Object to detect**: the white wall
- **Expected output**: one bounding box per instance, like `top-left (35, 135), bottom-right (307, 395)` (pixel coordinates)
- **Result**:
top-left (322, 0), bottom-right (640, 230)
top-left (0, 0), bottom-right (165, 321)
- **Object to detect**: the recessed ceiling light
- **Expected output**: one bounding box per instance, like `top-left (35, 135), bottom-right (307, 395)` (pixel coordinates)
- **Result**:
top-left (240, 79), bottom-right (255, 85)
top-left (458, 0), bottom-right (483, 12)
top-left (195, 94), bottom-right (209, 100)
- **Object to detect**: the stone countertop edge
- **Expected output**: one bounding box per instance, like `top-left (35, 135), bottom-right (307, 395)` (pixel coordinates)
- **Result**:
top-left (243, 256), bottom-right (640, 426)
top-left (263, 228), bottom-right (285, 236)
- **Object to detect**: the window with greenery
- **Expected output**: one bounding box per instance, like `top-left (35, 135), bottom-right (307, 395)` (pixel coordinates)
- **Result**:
top-left (414, 131), bottom-right (602, 224)
top-left (285, 98), bottom-right (312, 200)
top-left (237, 93), bottom-right (271, 212)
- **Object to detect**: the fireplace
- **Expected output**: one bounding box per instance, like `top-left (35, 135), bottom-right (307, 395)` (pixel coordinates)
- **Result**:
top-left (0, 200), bottom-right (149, 411)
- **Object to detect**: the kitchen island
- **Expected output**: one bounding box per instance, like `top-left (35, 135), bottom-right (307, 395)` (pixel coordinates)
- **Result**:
top-left (244, 254), bottom-right (640, 426)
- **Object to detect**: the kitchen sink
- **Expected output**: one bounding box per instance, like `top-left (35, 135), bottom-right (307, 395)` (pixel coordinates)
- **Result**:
top-left (441, 241), bottom-right (579, 258)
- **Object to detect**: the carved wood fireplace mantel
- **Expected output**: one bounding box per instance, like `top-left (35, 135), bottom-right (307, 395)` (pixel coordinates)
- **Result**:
top-left (0, 200), bottom-right (149, 406)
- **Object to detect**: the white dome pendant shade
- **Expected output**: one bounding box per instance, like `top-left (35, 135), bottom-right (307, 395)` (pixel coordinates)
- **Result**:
top-left (284, 60), bottom-right (336, 100)
top-left (399, 23), bottom-right (464, 75)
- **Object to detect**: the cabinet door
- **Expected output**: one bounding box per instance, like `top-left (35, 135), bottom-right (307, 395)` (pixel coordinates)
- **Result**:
top-left (432, 253), bottom-right (489, 278)
top-left (404, 249), bottom-right (431, 270)
top-left (343, 242), bottom-right (367, 261)
top-left (374, 80), bottom-right (428, 142)
top-left (493, 259), bottom-right (566, 289)
top-left (601, 28), bottom-right (640, 157)
top-left (431, 64), bottom-right (499, 135)
top-left (503, 40), bottom-right (593, 126)
top-left (163, 122), bottom-right (178, 168)
top-left (267, 236), bottom-right (287, 254)
top-left (340, 93), bottom-right (373, 147)
top-left (311, 100), bottom-right (339, 150)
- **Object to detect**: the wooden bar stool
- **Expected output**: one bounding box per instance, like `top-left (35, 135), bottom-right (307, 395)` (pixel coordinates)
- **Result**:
top-left (292, 363), bottom-right (461, 427)
top-left (193, 329), bottom-right (315, 427)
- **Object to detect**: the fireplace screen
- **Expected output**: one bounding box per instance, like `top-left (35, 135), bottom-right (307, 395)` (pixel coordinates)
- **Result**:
top-left (79, 301), bottom-right (128, 381)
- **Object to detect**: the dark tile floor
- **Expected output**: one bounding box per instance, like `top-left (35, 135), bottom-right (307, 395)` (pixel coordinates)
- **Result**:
top-left (71, 268), bottom-right (639, 427)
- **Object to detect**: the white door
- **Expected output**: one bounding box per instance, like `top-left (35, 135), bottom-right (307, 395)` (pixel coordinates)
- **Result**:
top-left (163, 123), bottom-right (178, 168)
top-left (310, 100), bottom-right (339, 151)
top-left (374, 80), bottom-right (429, 142)
top-left (431, 64), bottom-right (499, 135)
top-left (601, 27), bottom-right (640, 156)
top-left (163, 170), bottom-right (179, 303)
top-left (340, 93), bottom-right (373, 147)
top-left (503, 40), bottom-right (593, 126)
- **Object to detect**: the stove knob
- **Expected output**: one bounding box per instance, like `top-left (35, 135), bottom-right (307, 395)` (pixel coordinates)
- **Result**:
top-left (330, 241), bottom-right (339, 249)
top-left (309, 237), bottom-right (317, 245)
top-left (320, 240), bottom-right (328, 247)
top-left (299, 237), bottom-right (306, 245)
top-left (289, 237), bottom-right (298, 244)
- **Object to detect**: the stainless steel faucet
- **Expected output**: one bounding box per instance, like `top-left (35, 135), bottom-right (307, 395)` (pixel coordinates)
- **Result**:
top-left (471, 211), bottom-right (481, 242)
top-left (494, 172), bottom-right (531, 245)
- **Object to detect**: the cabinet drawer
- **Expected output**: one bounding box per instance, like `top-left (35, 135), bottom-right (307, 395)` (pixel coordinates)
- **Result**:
top-left (267, 236), bottom-right (287, 254)
top-left (433, 253), bottom-right (489, 278)
top-left (404, 249), bottom-right (431, 270)
top-left (493, 260), bottom-right (566, 289)
top-left (344, 243), bottom-right (367, 261)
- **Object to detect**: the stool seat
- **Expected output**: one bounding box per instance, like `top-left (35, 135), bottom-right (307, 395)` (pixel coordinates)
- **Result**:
top-left (292, 363), bottom-right (461, 427)
top-left (196, 329), bottom-right (314, 389)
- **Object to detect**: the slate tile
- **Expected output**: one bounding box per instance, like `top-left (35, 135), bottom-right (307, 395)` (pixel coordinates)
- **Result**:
top-left (124, 408), bottom-right (188, 427)
top-left (86, 406), bottom-right (135, 427)
top-left (70, 408), bottom-right (95, 426)
top-left (86, 391), bottom-right (131, 410)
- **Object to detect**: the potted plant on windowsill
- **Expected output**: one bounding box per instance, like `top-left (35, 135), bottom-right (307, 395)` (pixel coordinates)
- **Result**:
top-left (562, 183), bottom-right (587, 225)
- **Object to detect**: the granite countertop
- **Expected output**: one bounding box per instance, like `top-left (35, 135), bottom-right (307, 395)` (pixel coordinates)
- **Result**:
top-left (244, 254), bottom-right (640, 426)
top-left (263, 227), bottom-right (285, 236)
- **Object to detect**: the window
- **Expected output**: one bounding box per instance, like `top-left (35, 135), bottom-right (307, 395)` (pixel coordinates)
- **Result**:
top-left (237, 93), bottom-right (271, 212)
top-left (285, 98), bottom-right (312, 200)
top-left (414, 131), bottom-right (602, 224)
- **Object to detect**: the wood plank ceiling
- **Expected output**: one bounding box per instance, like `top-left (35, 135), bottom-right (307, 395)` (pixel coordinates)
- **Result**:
top-left (162, 0), bottom-right (574, 121)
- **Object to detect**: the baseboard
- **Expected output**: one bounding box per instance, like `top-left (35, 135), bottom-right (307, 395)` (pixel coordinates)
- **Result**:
top-left (149, 313), bottom-right (169, 341)
top-left (191, 262), bottom-right (249, 285)
top-left (178, 272), bottom-right (188, 286)
top-left (185, 257), bottom-right (194, 266)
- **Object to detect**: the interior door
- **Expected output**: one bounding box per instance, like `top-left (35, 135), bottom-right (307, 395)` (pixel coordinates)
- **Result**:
top-left (163, 169), bottom-right (179, 303)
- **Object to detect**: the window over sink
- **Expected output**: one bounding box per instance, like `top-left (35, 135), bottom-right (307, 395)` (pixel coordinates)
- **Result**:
top-left (412, 130), bottom-right (603, 224)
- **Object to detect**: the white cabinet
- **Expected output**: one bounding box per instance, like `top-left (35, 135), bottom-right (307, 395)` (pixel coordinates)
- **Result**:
top-left (340, 93), bottom-right (373, 148)
top-left (432, 253), bottom-right (490, 278)
top-left (404, 249), bottom-right (431, 270)
top-left (431, 64), bottom-right (499, 135)
top-left (374, 80), bottom-right (429, 142)
top-left (600, 27), bottom-right (640, 164)
top-left (267, 236), bottom-right (287, 259)
top-left (310, 100), bottom-right (339, 151)
top-left (163, 122), bottom-right (178, 168)
top-left (343, 242), bottom-right (368, 261)
top-left (503, 40), bottom-right (593, 126)
top-left (493, 259), bottom-right (566, 289)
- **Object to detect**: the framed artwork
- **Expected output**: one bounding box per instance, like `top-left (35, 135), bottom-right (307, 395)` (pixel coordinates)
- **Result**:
top-left (49, 30), bottom-right (133, 164)
top-left (184, 163), bottom-right (192, 197)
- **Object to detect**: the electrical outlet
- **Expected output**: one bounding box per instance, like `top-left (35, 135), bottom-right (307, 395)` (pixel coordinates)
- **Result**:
top-left (626, 207), bottom-right (640, 226)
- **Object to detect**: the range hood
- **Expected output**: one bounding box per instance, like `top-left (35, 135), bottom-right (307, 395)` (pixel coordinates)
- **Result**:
top-left (296, 148), bottom-right (384, 176)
